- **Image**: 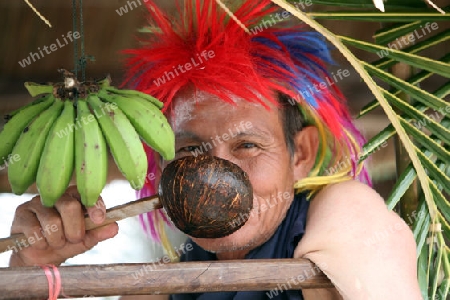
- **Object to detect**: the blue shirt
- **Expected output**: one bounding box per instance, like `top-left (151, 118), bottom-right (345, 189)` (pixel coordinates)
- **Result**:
top-left (170, 193), bottom-right (310, 300)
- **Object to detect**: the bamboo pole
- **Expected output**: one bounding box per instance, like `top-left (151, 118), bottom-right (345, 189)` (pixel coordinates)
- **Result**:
top-left (0, 259), bottom-right (332, 299)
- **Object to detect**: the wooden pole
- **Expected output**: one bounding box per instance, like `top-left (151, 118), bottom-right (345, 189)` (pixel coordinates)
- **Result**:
top-left (0, 259), bottom-right (332, 299)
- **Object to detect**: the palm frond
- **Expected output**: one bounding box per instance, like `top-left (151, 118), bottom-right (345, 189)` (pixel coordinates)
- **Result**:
top-left (308, 0), bottom-right (427, 9)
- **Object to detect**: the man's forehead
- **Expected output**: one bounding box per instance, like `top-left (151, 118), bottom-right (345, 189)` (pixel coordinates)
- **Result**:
top-left (168, 90), bottom-right (269, 128)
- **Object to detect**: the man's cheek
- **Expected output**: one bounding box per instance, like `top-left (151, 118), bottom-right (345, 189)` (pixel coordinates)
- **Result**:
top-left (260, 202), bottom-right (269, 213)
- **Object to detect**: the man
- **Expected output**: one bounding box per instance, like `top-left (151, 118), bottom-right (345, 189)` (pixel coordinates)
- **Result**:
top-left (9, 0), bottom-right (421, 299)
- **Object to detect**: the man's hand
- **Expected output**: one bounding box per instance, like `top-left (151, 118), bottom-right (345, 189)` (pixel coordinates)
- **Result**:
top-left (8, 185), bottom-right (119, 267)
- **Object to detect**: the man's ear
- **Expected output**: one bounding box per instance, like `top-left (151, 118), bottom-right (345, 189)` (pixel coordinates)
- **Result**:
top-left (293, 126), bottom-right (319, 181)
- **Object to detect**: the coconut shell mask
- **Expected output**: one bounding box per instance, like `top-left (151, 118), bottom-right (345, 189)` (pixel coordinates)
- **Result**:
top-left (159, 155), bottom-right (253, 238)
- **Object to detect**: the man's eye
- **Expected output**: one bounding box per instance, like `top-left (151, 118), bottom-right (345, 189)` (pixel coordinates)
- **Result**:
top-left (239, 143), bottom-right (257, 149)
top-left (178, 146), bottom-right (201, 152)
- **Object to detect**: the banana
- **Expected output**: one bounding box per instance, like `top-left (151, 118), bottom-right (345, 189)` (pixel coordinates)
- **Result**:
top-left (103, 86), bottom-right (164, 110)
top-left (87, 94), bottom-right (147, 190)
top-left (24, 82), bottom-right (54, 97)
top-left (36, 100), bottom-right (76, 207)
top-left (7, 94), bottom-right (53, 119)
top-left (0, 95), bottom-right (54, 166)
top-left (97, 75), bottom-right (112, 89)
top-left (75, 99), bottom-right (108, 207)
top-left (8, 98), bottom-right (64, 195)
top-left (98, 89), bottom-right (175, 161)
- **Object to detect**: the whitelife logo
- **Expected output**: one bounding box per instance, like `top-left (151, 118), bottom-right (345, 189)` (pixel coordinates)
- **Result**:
top-left (18, 31), bottom-right (81, 68)
top-left (116, 0), bottom-right (144, 16)
top-left (376, 22), bottom-right (439, 58)
top-left (153, 50), bottom-right (216, 87)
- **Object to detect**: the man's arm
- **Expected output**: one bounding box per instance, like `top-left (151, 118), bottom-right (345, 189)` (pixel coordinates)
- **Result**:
top-left (295, 180), bottom-right (422, 300)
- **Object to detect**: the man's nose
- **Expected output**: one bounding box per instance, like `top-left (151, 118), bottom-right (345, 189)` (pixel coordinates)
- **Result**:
top-left (209, 146), bottom-right (230, 161)
top-left (209, 147), bottom-right (242, 171)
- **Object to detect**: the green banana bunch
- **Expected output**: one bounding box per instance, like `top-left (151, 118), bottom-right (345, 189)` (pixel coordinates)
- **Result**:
top-left (3, 74), bottom-right (174, 207)
top-left (98, 89), bottom-right (175, 160)
top-left (36, 101), bottom-right (75, 207)
top-left (8, 98), bottom-right (64, 195)
top-left (75, 99), bottom-right (108, 207)
top-left (88, 94), bottom-right (148, 190)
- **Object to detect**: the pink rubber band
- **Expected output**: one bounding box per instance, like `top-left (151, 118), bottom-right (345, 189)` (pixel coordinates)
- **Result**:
top-left (52, 265), bottom-right (62, 298)
top-left (39, 264), bottom-right (61, 300)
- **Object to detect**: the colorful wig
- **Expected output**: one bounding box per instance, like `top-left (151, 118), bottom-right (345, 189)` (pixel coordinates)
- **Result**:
top-left (123, 0), bottom-right (371, 242)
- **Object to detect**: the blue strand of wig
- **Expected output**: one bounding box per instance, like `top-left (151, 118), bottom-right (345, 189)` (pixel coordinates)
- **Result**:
top-left (252, 31), bottom-right (338, 108)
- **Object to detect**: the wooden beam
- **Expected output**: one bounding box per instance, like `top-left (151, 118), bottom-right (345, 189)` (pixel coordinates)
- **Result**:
top-left (0, 259), bottom-right (332, 299)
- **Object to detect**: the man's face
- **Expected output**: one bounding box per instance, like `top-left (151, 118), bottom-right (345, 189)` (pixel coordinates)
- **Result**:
top-left (163, 90), bottom-right (299, 258)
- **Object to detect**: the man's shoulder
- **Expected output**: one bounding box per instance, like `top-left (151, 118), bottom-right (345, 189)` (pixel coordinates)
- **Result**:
top-left (297, 179), bottom-right (411, 253)
top-left (307, 179), bottom-right (388, 222)
top-left (295, 181), bottom-right (421, 299)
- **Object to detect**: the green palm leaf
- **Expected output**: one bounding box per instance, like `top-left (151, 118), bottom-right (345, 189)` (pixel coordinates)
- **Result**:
top-left (307, 11), bottom-right (450, 21)
top-left (374, 21), bottom-right (431, 45)
top-left (386, 163), bottom-right (415, 209)
top-left (438, 279), bottom-right (450, 300)
top-left (306, 0), bottom-right (427, 9)
top-left (372, 29), bottom-right (450, 69)
top-left (340, 37), bottom-right (450, 76)
top-left (418, 241), bottom-right (430, 298)
top-left (413, 196), bottom-right (431, 254)
top-left (358, 55), bottom-right (450, 117)
top-left (272, 0), bottom-right (449, 296)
